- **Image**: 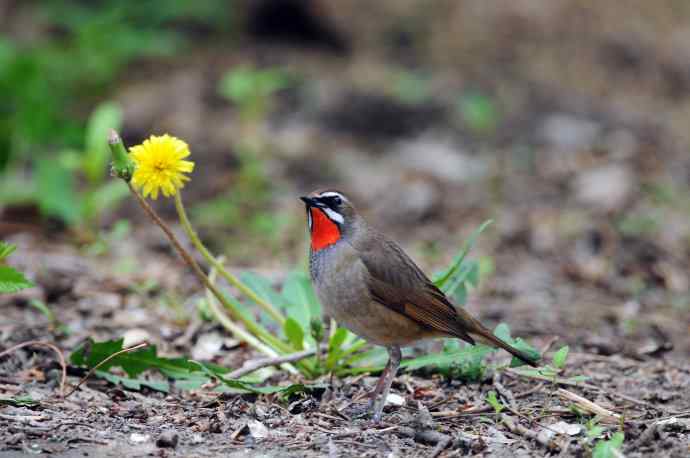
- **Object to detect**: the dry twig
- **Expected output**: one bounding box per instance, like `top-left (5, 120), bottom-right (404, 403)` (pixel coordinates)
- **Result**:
top-left (0, 341), bottom-right (67, 397)
top-left (431, 383), bottom-right (546, 418)
top-left (64, 342), bottom-right (149, 398)
top-left (226, 347), bottom-right (325, 379)
top-left (556, 388), bottom-right (621, 424)
top-left (500, 414), bottom-right (561, 452)
top-left (505, 367), bottom-right (660, 411)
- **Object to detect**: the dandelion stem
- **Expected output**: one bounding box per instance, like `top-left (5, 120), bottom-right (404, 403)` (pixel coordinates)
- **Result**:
top-left (173, 192), bottom-right (286, 325)
top-left (125, 181), bottom-right (292, 355)
top-left (207, 258), bottom-right (298, 374)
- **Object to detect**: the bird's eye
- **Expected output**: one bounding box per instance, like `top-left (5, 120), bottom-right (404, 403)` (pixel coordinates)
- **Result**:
top-left (331, 195), bottom-right (342, 206)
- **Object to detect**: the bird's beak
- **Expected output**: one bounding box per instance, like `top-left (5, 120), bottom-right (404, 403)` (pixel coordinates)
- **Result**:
top-left (300, 196), bottom-right (316, 207)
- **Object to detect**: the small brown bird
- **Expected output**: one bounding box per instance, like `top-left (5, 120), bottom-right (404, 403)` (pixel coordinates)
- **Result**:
top-left (301, 190), bottom-right (539, 422)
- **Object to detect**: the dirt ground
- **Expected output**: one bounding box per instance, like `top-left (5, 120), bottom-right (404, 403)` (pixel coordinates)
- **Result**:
top-left (2, 1), bottom-right (690, 456)
top-left (1, 233), bottom-right (689, 457)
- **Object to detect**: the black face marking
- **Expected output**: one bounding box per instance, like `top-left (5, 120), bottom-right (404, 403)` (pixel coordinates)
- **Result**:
top-left (316, 191), bottom-right (345, 210)
top-left (320, 195), bottom-right (342, 209)
top-left (301, 192), bottom-right (347, 226)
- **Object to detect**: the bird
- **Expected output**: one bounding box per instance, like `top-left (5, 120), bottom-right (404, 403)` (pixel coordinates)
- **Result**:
top-left (300, 189), bottom-right (539, 422)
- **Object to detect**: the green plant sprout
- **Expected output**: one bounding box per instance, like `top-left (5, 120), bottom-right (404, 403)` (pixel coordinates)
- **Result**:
top-left (585, 418), bottom-right (605, 441)
top-left (28, 299), bottom-right (70, 335)
top-left (0, 242), bottom-right (34, 294)
top-left (457, 91), bottom-right (500, 134)
top-left (486, 390), bottom-right (505, 414)
top-left (552, 345), bottom-right (570, 370)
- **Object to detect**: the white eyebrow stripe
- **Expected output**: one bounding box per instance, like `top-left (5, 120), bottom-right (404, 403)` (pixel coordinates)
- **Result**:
top-left (322, 207), bottom-right (344, 224)
top-left (318, 191), bottom-right (346, 200)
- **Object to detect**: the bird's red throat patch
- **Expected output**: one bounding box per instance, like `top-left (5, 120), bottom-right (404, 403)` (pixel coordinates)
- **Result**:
top-left (310, 207), bottom-right (341, 251)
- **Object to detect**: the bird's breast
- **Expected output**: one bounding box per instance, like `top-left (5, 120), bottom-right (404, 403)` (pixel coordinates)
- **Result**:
top-left (310, 243), bottom-right (369, 311)
top-left (309, 243), bottom-right (436, 346)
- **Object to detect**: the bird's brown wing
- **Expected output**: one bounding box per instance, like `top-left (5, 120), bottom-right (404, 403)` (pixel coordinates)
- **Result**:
top-left (353, 231), bottom-right (540, 367)
top-left (354, 233), bottom-right (477, 345)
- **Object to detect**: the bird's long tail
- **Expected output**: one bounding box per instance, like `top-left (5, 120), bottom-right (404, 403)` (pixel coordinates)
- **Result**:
top-left (466, 321), bottom-right (540, 368)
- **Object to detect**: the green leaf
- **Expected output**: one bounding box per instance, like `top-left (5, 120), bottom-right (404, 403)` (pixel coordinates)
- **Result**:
top-left (486, 390), bottom-right (504, 413)
top-left (240, 271), bottom-right (286, 325)
top-left (458, 92), bottom-right (499, 133)
top-left (70, 338), bottom-right (229, 379)
top-left (0, 266), bottom-right (34, 293)
top-left (593, 432), bottom-right (624, 458)
top-left (493, 323), bottom-right (512, 342)
top-left (82, 180), bottom-right (130, 222)
top-left (326, 327), bottom-right (349, 370)
top-left (434, 220), bottom-right (493, 292)
top-left (284, 317), bottom-right (305, 350)
top-left (69, 339), bottom-right (274, 392)
top-left (240, 271), bottom-right (285, 307)
top-left (0, 242), bottom-right (16, 261)
top-left (341, 343), bottom-right (386, 364)
top-left (190, 360), bottom-right (321, 395)
top-left (509, 367), bottom-right (590, 384)
top-left (0, 395), bottom-right (39, 407)
top-left (70, 339), bottom-right (326, 394)
top-left (493, 323), bottom-right (541, 367)
top-left (281, 271), bottom-right (320, 330)
top-left (442, 261), bottom-right (477, 304)
top-left (36, 158), bottom-right (80, 224)
top-left (402, 344), bottom-right (493, 372)
top-left (438, 339), bottom-right (488, 381)
top-left (587, 424), bottom-right (605, 440)
top-left (552, 345), bottom-right (570, 370)
top-left (465, 262), bottom-right (480, 288)
top-left (97, 371), bottom-right (170, 393)
top-left (28, 299), bottom-right (55, 322)
top-left (84, 101), bottom-right (122, 184)
top-left (509, 338), bottom-right (541, 367)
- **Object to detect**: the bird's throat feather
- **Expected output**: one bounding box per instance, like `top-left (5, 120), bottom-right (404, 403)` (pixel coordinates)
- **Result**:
top-left (310, 207), bottom-right (341, 251)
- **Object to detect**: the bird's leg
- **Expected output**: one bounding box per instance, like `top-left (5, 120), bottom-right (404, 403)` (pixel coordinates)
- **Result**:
top-left (369, 345), bottom-right (402, 423)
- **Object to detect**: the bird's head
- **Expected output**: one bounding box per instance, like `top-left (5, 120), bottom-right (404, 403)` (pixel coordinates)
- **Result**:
top-left (300, 190), bottom-right (358, 251)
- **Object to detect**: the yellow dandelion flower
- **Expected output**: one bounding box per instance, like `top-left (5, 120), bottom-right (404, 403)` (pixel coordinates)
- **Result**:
top-left (130, 134), bottom-right (195, 199)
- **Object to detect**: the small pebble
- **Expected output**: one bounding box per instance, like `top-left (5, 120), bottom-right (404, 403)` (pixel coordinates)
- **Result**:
top-left (129, 433), bottom-right (150, 444)
top-left (386, 393), bottom-right (406, 406)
